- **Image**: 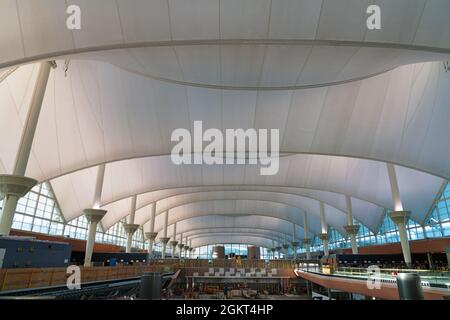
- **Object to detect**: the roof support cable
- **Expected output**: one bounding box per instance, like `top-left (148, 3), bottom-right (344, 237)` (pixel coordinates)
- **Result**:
top-left (0, 66), bottom-right (19, 84)
top-left (64, 59), bottom-right (71, 77)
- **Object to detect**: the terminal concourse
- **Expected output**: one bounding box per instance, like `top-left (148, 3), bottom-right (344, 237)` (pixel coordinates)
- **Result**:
top-left (0, 0), bottom-right (449, 303)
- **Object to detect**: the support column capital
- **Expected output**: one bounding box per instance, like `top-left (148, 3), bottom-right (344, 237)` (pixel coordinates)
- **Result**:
top-left (275, 246), bottom-right (282, 252)
top-left (83, 208), bottom-right (107, 223)
top-left (302, 238), bottom-right (311, 245)
top-left (183, 245), bottom-right (190, 251)
top-left (145, 232), bottom-right (158, 241)
top-left (189, 247), bottom-right (194, 252)
top-left (344, 225), bottom-right (360, 235)
top-left (318, 233), bottom-right (329, 241)
top-left (0, 175), bottom-right (37, 197)
top-left (123, 223), bottom-right (140, 235)
top-left (170, 240), bottom-right (178, 247)
top-left (269, 247), bottom-right (276, 253)
top-left (388, 211), bottom-right (411, 225)
top-left (160, 237), bottom-right (170, 245)
top-left (178, 243), bottom-right (185, 250)
top-left (282, 244), bottom-right (290, 250)
top-left (291, 241), bottom-right (299, 248)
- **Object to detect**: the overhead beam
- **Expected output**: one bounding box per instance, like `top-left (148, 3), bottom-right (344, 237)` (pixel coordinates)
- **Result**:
top-left (3, 38), bottom-right (450, 71)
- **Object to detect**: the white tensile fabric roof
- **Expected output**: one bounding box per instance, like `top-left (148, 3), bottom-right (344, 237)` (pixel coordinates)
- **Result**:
top-left (2, 0), bottom-right (450, 69)
top-left (1, 0), bottom-right (450, 247)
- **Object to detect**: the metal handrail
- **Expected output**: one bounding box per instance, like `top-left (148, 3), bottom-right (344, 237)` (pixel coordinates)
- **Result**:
top-left (295, 264), bottom-right (450, 288)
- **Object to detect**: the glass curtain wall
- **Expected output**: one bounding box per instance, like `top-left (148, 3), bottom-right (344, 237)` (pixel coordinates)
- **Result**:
top-left (3, 181), bottom-right (450, 255)
top-left (0, 182), bottom-right (146, 250)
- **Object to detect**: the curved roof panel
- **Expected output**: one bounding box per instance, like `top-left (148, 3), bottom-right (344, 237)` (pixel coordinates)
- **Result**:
top-left (5, 60), bottom-right (443, 182)
top-left (162, 215), bottom-right (307, 242)
top-left (2, 0), bottom-right (450, 69)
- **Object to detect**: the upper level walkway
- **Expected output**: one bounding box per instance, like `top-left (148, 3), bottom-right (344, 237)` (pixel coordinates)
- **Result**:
top-left (294, 262), bottom-right (450, 300)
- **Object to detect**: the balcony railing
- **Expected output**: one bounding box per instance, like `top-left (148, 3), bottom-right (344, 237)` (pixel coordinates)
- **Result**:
top-left (295, 262), bottom-right (450, 289)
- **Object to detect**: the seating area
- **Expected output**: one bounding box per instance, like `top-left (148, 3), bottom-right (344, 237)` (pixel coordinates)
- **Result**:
top-left (180, 259), bottom-right (292, 269)
top-left (0, 265), bottom-right (166, 292)
top-left (193, 267), bottom-right (279, 278)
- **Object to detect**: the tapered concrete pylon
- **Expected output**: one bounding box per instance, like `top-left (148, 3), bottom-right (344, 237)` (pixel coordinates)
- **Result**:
top-left (302, 238), bottom-right (311, 260)
top-left (170, 240), bottom-right (178, 258)
top-left (145, 232), bottom-right (158, 259)
top-left (0, 61), bottom-right (54, 235)
top-left (270, 247), bottom-right (276, 259)
top-left (178, 243), bottom-right (185, 259)
top-left (282, 244), bottom-right (290, 259)
top-left (83, 209), bottom-right (107, 267)
top-left (389, 211), bottom-right (412, 266)
top-left (0, 175), bottom-right (37, 235)
top-left (183, 245), bottom-right (190, 258)
top-left (319, 233), bottom-right (329, 256)
top-left (291, 242), bottom-right (299, 260)
top-left (124, 223), bottom-right (140, 253)
top-left (160, 237), bottom-right (171, 259)
top-left (344, 225), bottom-right (360, 254)
top-left (344, 195), bottom-right (359, 254)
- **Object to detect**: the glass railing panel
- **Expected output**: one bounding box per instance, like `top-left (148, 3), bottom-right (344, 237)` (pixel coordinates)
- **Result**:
top-left (294, 264), bottom-right (450, 289)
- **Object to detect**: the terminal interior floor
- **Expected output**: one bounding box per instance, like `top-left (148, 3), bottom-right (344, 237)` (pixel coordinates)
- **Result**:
top-left (1, 0), bottom-right (450, 302)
